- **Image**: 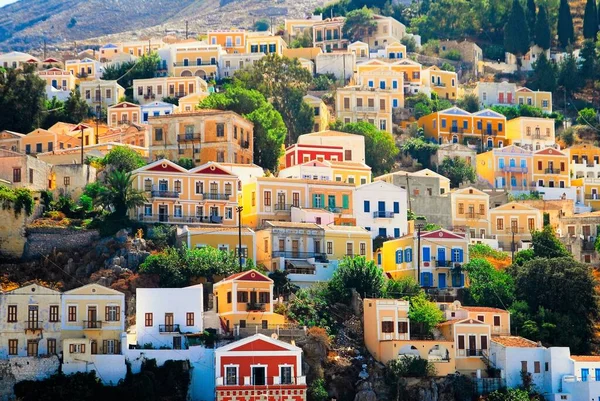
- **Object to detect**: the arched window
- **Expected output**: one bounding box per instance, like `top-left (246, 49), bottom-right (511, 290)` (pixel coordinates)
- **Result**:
top-left (396, 249), bottom-right (403, 264)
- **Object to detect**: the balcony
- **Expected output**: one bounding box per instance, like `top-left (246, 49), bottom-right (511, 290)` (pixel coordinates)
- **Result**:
top-left (24, 320), bottom-right (43, 333)
top-left (584, 194), bottom-right (600, 200)
top-left (372, 211), bottom-right (395, 218)
top-left (435, 260), bottom-right (453, 267)
top-left (159, 324), bottom-right (180, 333)
top-left (216, 375), bottom-right (307, 387)
top-left (457, 348), bottom-right (484, 357)
top-left (434, 82), bottom-right (446, 87)
top-left (242, 140), bottom-right (250, 149)
top-left (480, 129), bottom-right (498, 136)
top-left (138, 214), bottom-right (224, 224)
top-left (504, 227), bottom-right (526, 234)
top-left (177, 133), bottom-right (202, 142)
top-left (321, 205), bottom-right (342, 213)
top-left (202, 192), bottom-right (231, 201)
top-left (273, 251), bottom-right (327, 262)
top-left (173, 61), bottom-right (217, 67)
top-left (354, 106), bottom-right (377, 113)
top-left (582, 240), bottom-right (596, 251)
top-left (544, 168), bottom-right (562, 174)
top-left (143, 93), bottom-right (156, 100)
top-left (173, 92), bottom-right (187, 98)
top-left (501, 166), bottom-right (528, 173)
top-left (151, 190), bottom-right (180, 198)
top-left (274, 203), bottom-right (294, 212)
top-left (246, 302), bottom-right (266, 312)
top-left (83, 320), bottom-right (102, 329)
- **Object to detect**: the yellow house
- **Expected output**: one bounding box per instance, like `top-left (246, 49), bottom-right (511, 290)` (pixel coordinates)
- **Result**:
top-left (132, 76), bottom-right (208, 104)
top-left (0, 283), bottom-right (63, 358)
top-left (213, 270), bottom-right (286, 333)
top-left (64, 58), bottom-right (101, 81)
top-left (121, 39), bottom-right (164, 57)
top-left (282, 47), bottom-right (323, 63)
top-left (380, 228), bottom-right (469, 288)
top-left (131, 159), bottom-right (240, 227)
top-left (284, 16), bottom-right (324, 38)
top-left (363, 298), bottom-right (456, 375)
top-left (489, 202), bottom-right (543, 252)
top-left (246, 32), bottom-right (288, 56)
top-left (355, 67), bottom-right (405, 105)
top-left (61, 284), bottom-right (125, 356)
top-left (421, 66), bottom-right (458, 100)
top-left (450, 187), bottom-right (491, 239)
top-left (312, 17), bottom-right (348, 52)
top-left (356, 58), bottom-right (422, 96)
top-left (22, 128), bottom-right (81, 155)
top-left (364, 15), bottom-right (407, 50)
top-left (107, 102), bottom-right (142, 127)
top-left (79, 79), bottom-right (125, 113)
top-left (419, 107), bottom-right (507, 148)
top-left (37, 67), bottom-right (77, 92)
top-left (303, 94), bottom-right (331, 132)
top-left (335, 85), bottom-right (394, 133)
top-left (348, 41), bottom-right (370, 59)
top-left (172, 41), bottom-right (223, 79)
top-left (323, 224), bottom-right (372, 261)
top-left (100, 125), bottom-right (148, 148)
top-left (177, 93), bottom-right (210, 113)
top-left (0, 130), bottom-right (25, 152)
top-left (185, 226), bottom-right (256, 262)
top-left (148, 110), bottom-right (253, 164)
top-left (277, 159), bottom-right (371, 187)
top-left (384, 42), bottom-right (407, 59)
top-left (516, 87), bottom-right (552, 112)
top-left (568, 144), bottom-right (600, 209)
top-left (505, 117), bottom-right (556, 149)
top-left (208, 30), bottom-right (247, 54)
top-left (476, 145), bottom-right (532, 190)
top-left (242, 176), bottom-right (355, 229)
top-left (532, 147), bottom-right (569, 189)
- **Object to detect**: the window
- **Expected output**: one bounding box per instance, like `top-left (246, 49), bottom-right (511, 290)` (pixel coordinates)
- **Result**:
top-left (521, 361), bottom-right (528, 372)
top-left (458, 335), bottom-right (465, 350)
top-left (49, 305), bottom-right (59, 322)
top-left (174, 180), bottom-right (182, 193)
top-left (458, 203), bottom-right (464, 214)
top-left (398, 321), bottom-right (408, 333)
top-left (47, 339), bottom-right (56, 355)
top-left (64, 176), bottom-right (70, 186)
top-left (534, 361), bottom-right (540, 373)
top-left (237, 291), bottom-right (249, 303)
top-left (186, 312), bottom-right (194, 326)
top-left (264, 191), bottom-right (271, 206)
top-left (493, 315), bottom-right (501, 326)
top-left (360, 243), bottom-right (366, 256)
top-left (8, 339), bottom-right (17, 355)
top-left (225, 366), bottom-right (238, 385)
top-left (68, 305), bottom-right (77, 322)
top-left (12, 168), bottom-right (21, 183)
top-left (496, 218), bottom-right (504, 230)
top-left (144, 179), bottom-right (152, 192)
top-left (327, 241), bottom-right (333, 255)
top-left (477, 315), bottom-right (484, 322)
top-left (227, 291), bottom-right (232, 304)
top-left (145, 313), bottom-right (153, 327)
top-left (363, 200), bottom-right (370, 213)
top-left (381, 321), bottom-right (394, 333)
top-left (174, 205), bottom-right (182, 218)
top-left (105, 306), bottom-right (119, 321)
top-left (280, 366), bottom-right (293, 384)
top-left (528, 218), bottom-right (535, 231)
top-left (7, 305), bottom-right (17, 322)
top-left (225, 207), bottom-right (233, 219)
top-left (154, 128), bottom-right (163, 141)
top-left (259, 292), bottom-right (270, 304)
top-left (27, 340), bottom-right (38, 357)
top-left (216, 123), bottom-right (225, 137)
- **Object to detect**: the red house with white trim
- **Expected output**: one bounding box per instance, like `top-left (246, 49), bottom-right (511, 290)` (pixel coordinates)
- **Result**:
top-left (283, 143), bottom-right (345, 169)
top-left (215, 333), bottom-right (307, 401)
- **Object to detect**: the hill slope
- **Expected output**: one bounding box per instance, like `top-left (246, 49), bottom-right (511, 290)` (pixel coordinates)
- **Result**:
top-left (0, 0), bottom-right (326, 51)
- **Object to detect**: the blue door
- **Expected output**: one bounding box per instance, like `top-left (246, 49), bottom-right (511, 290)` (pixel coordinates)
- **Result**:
top-left (378, 201), bottom-right (385, 211)
top-left (595, 368), bottom-right (600, 381)
top-left (582, 368), bottom-right (589, 382)
top-left (437, 248), bottom-right (446, 265)
top-left (499, 159), bottom-right (505, 169)
top-left (438, 273), bottom-right (447, 289)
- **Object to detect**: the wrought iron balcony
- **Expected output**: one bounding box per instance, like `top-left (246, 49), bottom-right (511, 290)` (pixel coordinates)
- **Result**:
top-left (274, 203), bottom-right (294, 212)
top-left (177, 133), bottom-right (202, 142)
top-left (464, 349), bottom-right (484, 357)
top-left (83, 320), bottom-right (102, 329)
top-left (544, 168), bottom-right (562, 174)
top-left (24, 320), bottom-right (43, 332)
top-left (159, 324), bottom-right (180, 333)
top-left (151, 190), bottom-right (180, 198)
top-left (143, 93), bottom-right (156, 100)
top-left (202, 192), bottom-right (231, 201)
top-left (242, 140), bottom-right (250, 149)
top-left (435, 260), bottom-right (453, 267)
top-left (501, 166), bottom-right (528, 173)
top-left (138, 214), bottom-right (224, 224)
top-left (272, 251), bottom-right (327, 262)
top-left (504, 227), bottom-right (526, 234)
top-left (246, 302), bottom-right (266, 312)
top-left (173, 61), bottom-right (217, 67)
top-left (450, 127), bottom-right (465, 134)
top-left (372, 211), bottom-right (395, 218)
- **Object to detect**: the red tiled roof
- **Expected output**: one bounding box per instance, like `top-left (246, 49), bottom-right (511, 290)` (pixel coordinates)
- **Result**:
top-left (571, 355), bottom-right (600, 362)
top-left (462, 306), bottom-right (508, 313)
top-left (491, 336), bottom-right (539, 348)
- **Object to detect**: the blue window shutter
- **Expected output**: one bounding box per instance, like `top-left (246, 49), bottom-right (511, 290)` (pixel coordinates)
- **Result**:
top-left (396, 250), bottom-right (403, 264)
top-left (498, 123), bottom-right (503, 131)
top-left (364, 200), bottom-right (370, 213)
top-left (423, 247), bottom-right (430, 262)
top-left (394, 228), bottom-right (400, 238)
top-left (438, 247), bottom-right (446, 262)
top-left (379, 228), bottom-right (387, 237)
top-left (458, 248), bottom-right (464, 262)
top-left (405, 248), bottom-right (411, 262)
top-left (377, 253), bottom-right (381, 264)
top-left (393, 202), bottom-right (399, 214)
top-left (460, 273), bottom-right (465, 287)
top-left (342, 194), bottom-right (349, 209)
top-left (365, 227), bottom-right (371, 231)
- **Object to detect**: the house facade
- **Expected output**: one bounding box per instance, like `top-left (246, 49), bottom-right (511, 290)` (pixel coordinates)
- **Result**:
top-left (353, 180), bottom-right (408, 239)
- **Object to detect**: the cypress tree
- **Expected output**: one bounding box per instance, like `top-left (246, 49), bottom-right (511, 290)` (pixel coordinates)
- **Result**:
top-left (531, 52), bottom-right (557, 92)
top-left (535, 5), bottom-right (552, 49)
top-left (557, 0), bottom-right (575, 48)
top-left (583, 0), bottom-right (599, 39)
top-left (527, 0), bottom-right (537, 37)
top-left (504, 0), bottom-right (531, 67)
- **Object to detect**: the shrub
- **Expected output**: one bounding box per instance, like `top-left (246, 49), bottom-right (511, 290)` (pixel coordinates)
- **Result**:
top-left (483, 44), bottom-right (506, 61)
top-left (78, 195), bottom-right (93, 212)
top-left (401, 36), bottom-right (417, 52)
top-left (308, 378), bottom-right (329, 401)
top-left (441, 49), bottom-right (461, 61)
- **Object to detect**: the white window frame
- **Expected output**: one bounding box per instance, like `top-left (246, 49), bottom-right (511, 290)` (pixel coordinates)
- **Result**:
top-left (250, 364), bottom-right (268, 385)
top-left (279, 364), bottom-right (294, 385)
top-left (224, 364), bottom-right (239, 385)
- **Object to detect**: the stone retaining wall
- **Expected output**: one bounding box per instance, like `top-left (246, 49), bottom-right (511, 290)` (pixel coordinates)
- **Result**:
top-left (0, 356), bottom-right (59, 401)
top-left (23, 228), bottom-right (100, 260)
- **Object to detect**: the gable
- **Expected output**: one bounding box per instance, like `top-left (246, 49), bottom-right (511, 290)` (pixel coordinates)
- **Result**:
top-left (491, 202), bottom-right (537, 212)
top-left (440, 107), bottom-right (470, 116)
top-left (454, 187), bottom-right (486, 197)
top-left (516, 87), bottom-right (533, 93)
top-left (535, 148), bottom-right (564, 157)
top-left (6, 283), bottom-right (61, 295)
top-left (232, 270), bottom-right (271, 282)
top-left (64, 283), bottom-right (124, 296)
top-left (191, 162), bottom-right (235, 176)
top-left (228, 338), bottom-right (291, 352)
top-left (142, 159), bottom-right (189, 174)
top-left (473, 109), bottom-right (504, 118)
top-left (110, 102), bottom-right (140, 110)
top-left (421, 229), bottom-right (466, 240)
top-left (496, 145), bottom-right (529, 154)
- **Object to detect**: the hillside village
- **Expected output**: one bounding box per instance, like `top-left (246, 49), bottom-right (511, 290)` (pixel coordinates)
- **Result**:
top-left (2, 0), bottom-right (600, 400)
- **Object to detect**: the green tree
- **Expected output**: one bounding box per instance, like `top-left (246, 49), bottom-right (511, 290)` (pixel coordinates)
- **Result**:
top-left (487, 388), bottom-right (530, 401)
top-left (577, 107), bottom-right (598, 126)
top-left (583, 0), bottom-right (599, 39)
top-left (312, 74), bottom-right (336, 91)
top-left (534, 5), bottom-right (551, 49)
top-left (440, 62), bottom-right (455, 72)
top-left (504, 0), bottom-right (531, 67)
top-left (529, 52), bottom-right (557, 92)
top-left (557, 0), bottom-right (575, 48)
top-left (254, 19), bottom-right (270, 32)
top-left (63, 89), bottom-right (90, 123)
top-left (408, 292), bottom-right (444, 333)
top-left (287, 283), bottom-right (335, 330)
top-left (97, 170), bottom-right (146, 219)
top-left (526, 0), bottom-right (536, 36)
top-left (291, 30), bottom-right (313, 48)
top-left (269, 270), bottom-right (299, 297)
top-left (0, 63), bottom-right (46, 133)
top-left (176, 158), bottom-right (194, 169)
top-left (437, 156), bottom-right (476, 188)
top-left (329, 121), bottom-right (399, 175)
top-left (307, 378), bottom-right (329, 401)
top-left (456, 94), bottom-right (480, 113)
top-left (531, 225), bottom-right (571, 258)
top-left (464, 258), bottom-right (515, 308)
top-left (401, 136), bottom-right (439, 168)
top-left (382, 276), bottom-right (422, 299)
top-left (102, 52), bottom-right (160, 99)
top-left (558, 52), bottom-right (581, 95)
top-left (234, 54), bottom-right (313, 144)
top-left (579, 39), bottom-right (598, 81)
top-left (327, 256), bottom-right (385, 302)
top-left (0, 185), bottom-right (34, 216)
top-left (342, 7), bottom-right (377, 42)
top-left (101, 146), bottom-right (146, 173)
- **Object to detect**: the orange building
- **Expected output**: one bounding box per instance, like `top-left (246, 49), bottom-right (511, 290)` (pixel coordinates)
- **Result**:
top-left (107, 102), bottom-right (142, 127)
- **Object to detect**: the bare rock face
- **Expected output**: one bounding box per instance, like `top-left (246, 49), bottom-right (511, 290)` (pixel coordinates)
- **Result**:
top-left (354, 382), bottom-right (377, 401)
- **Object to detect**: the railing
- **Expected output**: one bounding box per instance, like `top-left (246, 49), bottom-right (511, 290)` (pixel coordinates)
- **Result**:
top-left (25, 320), bottom-right (43, 331)
top-left (242, 140), bottom-right (250, 149)
top-left (274, 204), bottom-right (294, 212)
top-left (584, 194), bottom-right (599, 200)
top-left (216, 375), bottom-right (307, 387)
top-left (504, 227), bottom-right (526, 234)
top-left (138, 214), bottom-right (224, 224)
top-left (151, 190), bottom-right (179, 198)
top-left (321, 205), bottom-right (343, 213)
top-left (272, 251), bottom-right (327, 262)
top-left (434, 82), bottom-right (446, 87)
top-left (450, 127), bottom-right (465, 134)
top-left (177, 133), bottom-right (202, 141)
top-left (246, 302), bottom-right (266, 312)
top-left (582, 240), bottom-right (596, 251)
top-left (286, 266), bottom-right (317, 275)
top-left (143, 93), bottom-right (156, 100)
top-left (83, 320), bottom-right (102, 329)
top-left (479, 129), bottom-right (498, 136)
top-left (173, 61), bottom-right (217, 67)
top-left (118, 119), bottom-right (132, 125)
top-left (372, 211), bottom-right (395, 218)
top-left (354, 106), bottom-right (378, 113)
top-left (159, 324), bottom-right (180, 333)
top-left (544, 168), bottom-right (562, 174)
top-left (173, 92), bottom-right (187, 98)
top-left (435, 260), bottom-right (453, 267)
top-left (501, 166), bottom-right (528, 173)
top-left (462, 349), bottom-right (484, 357)
top-left (202, 192), bottom-right (231, 200)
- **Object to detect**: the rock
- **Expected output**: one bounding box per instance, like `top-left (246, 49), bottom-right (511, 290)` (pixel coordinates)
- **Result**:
top-left (354, 382), bottom-right (377, 401)
top-left (114, 229), bottom-right (129, 243)
top-left (66, 258), bottom-right (76, 275)
top-left (132, 238), bottom-right (147, 251)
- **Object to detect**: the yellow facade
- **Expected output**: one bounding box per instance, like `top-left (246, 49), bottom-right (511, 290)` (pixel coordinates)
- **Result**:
top-left (208, 30), bottom-right (247, 54)
top-left (107, 102), bottom-right (142, 127)
top-left (0, 130), bottom-right (25, 152)
top-left (282, 47), bottom-right (323, 62)
top-left (568, 144), bottom-right (600, 209)
top-left (65, 58), bottom-right (100, 80)
top-left (37, 68), bottom-right (77, 91)
top-left (421, 66), bottom-right (458, 100)
top-left (133, 76), bottom-right (208, 103)
top-left (438, 318), bottom-right (489, 374)
top-left (532, 147), bottom-right (569, 189)
top-left (186, 226), bottom-right (256, 262)
top-left (505, 117), bottom-right (556, 149)
top-left (312, 18), bottom-right (348, 52)
top-left (330, 161), bottom-right (372, 186)
top-left (277, 159), bottom-right (371, 187)
top-left (450, 187), bottom-right (491, 238)
top-left (335, 86), bottom-right (394, 133)
top-left (148, 110), bottom-right (253, 164)
top-left (489, 202), bottom-right (543, 251)
top-left (475, 145), bottom-right (532, 190)
top-left (131, 159), bottom-right (240, 227)
top-left (380, 229), bottom-right (469, 288)
top-left (177, 93), bottom-right (210, 113)
top-left (303, 94), bottom-right (331, 132)
top-left (356, 58), bottom-right (422, 95)
top-left (242, 176), bottom-right (355, 229)
top-left (323, 224), bottom-right (372, 261)
top-left (121, 39), bottom-right (164, 57)
top-left (516, 87), bottom-right (552, 112)
top-left (246, 33), bottom-right (288, 56)
top-left (22, 128), bottom-right (81, 155)
top-left (384, 42), bottom-right (407, 59)
top-left (173, 42), bottom-right (222, 79)
top-left (213, 270), bottom-right (286, 332)
top-left (419, 107), bottom-right (507, 148)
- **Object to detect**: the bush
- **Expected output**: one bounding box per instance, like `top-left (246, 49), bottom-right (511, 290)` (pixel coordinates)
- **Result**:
top-left (78, 195), bottom-right (93, 212)
top-left (401, 36), bottom-right (417, 52)
top-left (327, 256), bottom-right (385, 302)
top-left (441, 49), bottom-right (461, 61)
top-left (308, 378), bottom-right (329, 401)
top-left (483, 44), bottom-right (506, 61)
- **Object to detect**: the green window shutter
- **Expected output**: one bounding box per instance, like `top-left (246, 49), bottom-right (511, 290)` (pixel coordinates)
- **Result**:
top-left (342, 194), bottom-right (349, 209)
top-left (312, 194), bottom-right (318, 208)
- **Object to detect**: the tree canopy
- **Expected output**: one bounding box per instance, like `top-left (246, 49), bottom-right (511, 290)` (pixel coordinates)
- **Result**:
top-left (463, 258), bottom-right (515, 309)
top-left (504, 0), bottom-right (531, 60)
top-left (534, 5), bottom-right (551, 49)
top-left (583, 0), bottom-right (598, 39)
top-left (0, 63), bottom-right (46, 133)
top-left (437, 156), bottom-right (476, 188)
top-left (557, 0), bottom-right (575, 48)
top-left (327, 256), bottom-right (385, 302)
top-left (342, 7), bottom-right (377, 42)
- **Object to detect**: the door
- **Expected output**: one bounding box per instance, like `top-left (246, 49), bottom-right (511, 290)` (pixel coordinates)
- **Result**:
top-left (252, 366), bottom-right (266, 385)
top-left (87, 306), bottom-right (97, 328)
top-left (582, 368), bottom-right (589, 382)
top-left (291, 240), bottom-right (299, 258)
top-left (438, 273), bottom-right (446, 289)
top-left (437, 248), bottom-right (446, 265)
top-left (165, 313), bottom-right (174, 332)
top-left (468, 335), bottom-right (477, 356)
top-left (173, 336), bottom-right (182, 350)
top-left (159, 205), bottom-right (168, 222)
top-left (28, 306), bottom-right (39, 329)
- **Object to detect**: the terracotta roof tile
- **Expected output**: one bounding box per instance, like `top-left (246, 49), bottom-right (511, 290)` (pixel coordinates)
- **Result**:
top-left (462, 306), bottom-right (509, 313)
top-left (491, 336), bottom-right (539, 348)
top-left (571, 355), bottom-right (600, 362)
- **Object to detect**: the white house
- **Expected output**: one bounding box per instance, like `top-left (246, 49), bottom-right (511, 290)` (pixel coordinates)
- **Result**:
top-left (141, 101), bottom-right (176, 123)
top-left (135, 286), bottom-right (203, 349)
top-left (0, 51), bottom-right (39, 69)
top-left (315, 52), bottom-right (356, 80)
top-left (353, 180), bottom-right (408, 239)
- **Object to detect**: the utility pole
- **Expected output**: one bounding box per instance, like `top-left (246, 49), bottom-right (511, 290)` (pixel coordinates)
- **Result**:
top-left (185, 21), bottom-right (189, 40)
top-left (237, 206), bottom-right (244, 272)
top-left (95, 83), bottom-right (101, 144)
top-left (415, 217), bottom-right (426, 286)
top-left (80, 125), bottom-right (84, 165)
top-left (43, 39), bottom-right (47, 60)
top-left (511, 228), bottom-right (516, 261)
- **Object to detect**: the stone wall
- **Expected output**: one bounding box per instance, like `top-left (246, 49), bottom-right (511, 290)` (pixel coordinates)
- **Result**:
top-left (0, 204), bottom-right (43, 260)
top-left (23, 228), bottom-right (100, 260)
top-left (0, 356), bottom-right (59, 401)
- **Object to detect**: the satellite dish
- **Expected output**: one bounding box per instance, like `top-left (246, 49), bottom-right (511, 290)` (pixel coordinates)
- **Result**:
top-left (271, 333), bottom-right (279, 340)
